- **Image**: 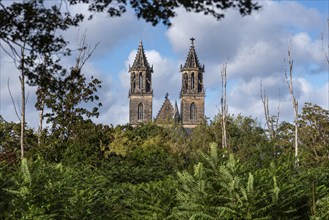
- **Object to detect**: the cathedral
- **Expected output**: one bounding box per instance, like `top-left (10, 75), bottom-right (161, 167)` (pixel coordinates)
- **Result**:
top-left (128, 38), bottom-right (205, 128)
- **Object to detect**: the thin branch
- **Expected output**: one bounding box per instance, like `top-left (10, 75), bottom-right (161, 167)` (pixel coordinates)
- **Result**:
top-left (276, 89), bottom-right (281, 130)
top-left (260, 80), bottom-right (280, 143)
top-left (7, 78), bottom-right (21, 121)
top-left (321, 19), bottom-right (329, 64)
top-left (0, 43), bottom-right (17, 61)
top-left (25, 91), bottom-right (29, 105)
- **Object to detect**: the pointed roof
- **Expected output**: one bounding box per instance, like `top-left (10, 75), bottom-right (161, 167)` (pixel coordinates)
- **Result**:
top-left (155, 93), bottom-right (178, 124)
top-left (183, 37), bottom-right (201, 69)
top-left (130, 41), bottom-right (152, 70)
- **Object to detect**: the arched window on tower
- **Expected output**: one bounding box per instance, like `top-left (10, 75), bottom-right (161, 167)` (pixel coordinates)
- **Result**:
top-left (190, 103), bottom-right (197, 121)
top-left (139, 72), bottom-right (143, 89)
top-left (138, 103), bottom-right (143, 120)
top-left (191, 72), bottom-right (195, 90)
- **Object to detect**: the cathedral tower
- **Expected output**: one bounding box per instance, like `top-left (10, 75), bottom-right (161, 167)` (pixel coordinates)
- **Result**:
top-left (180, 38), bottom-right (205, 128)
top-left (129, 41), bottom-right (153, 124)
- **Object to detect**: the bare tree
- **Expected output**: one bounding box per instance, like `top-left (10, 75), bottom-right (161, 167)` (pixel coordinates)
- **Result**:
top-left (321, 18), bottom-right (329, 64)
top-left (260, 81), bottom-right (280, 140)
top-left (284, 47), bottom-right (299, 166)
top-left (19, 50), bottom-right (26, 159)
top-left (221, 62), bottom-right (228, 149)
top-left (321, 19), bottom-right (329, 111)
top-left (1, 41), bottom-right (29, 159)
top-left (36, 87), bottom-right (45, 147)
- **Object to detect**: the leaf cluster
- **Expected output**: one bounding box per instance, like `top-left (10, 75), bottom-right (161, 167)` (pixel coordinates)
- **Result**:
top-left (68, 0), bottom-right (261, 26)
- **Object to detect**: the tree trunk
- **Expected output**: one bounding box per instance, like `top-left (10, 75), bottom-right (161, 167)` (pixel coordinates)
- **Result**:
top-left (221, 63), bottom-right (228, 149)
top-left (285, 48), bottom-right (298, 166)
top-left (38, 97), bottom-right (44, 147)
top-left (20, 73), bottom-right (25, 159)
top-left (19, 46), bottom-right (26, 160)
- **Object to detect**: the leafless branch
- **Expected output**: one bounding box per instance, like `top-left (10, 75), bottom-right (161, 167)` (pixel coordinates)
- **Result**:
top-left (25, 91), bottom-right (29, 105)
top-left (260, 80), bottom-right (280, 156)
top-left (7, 78), bottom-right (21, 121)
top-left (321, 19), bottom-right (329, 64)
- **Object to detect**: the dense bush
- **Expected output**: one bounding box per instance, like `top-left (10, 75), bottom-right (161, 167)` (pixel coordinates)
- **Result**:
top-left (1, 106), bottom-right (329, 219)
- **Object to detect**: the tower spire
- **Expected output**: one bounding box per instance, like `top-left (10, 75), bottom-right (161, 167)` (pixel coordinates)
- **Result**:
top-left (128, 41), bottom-right (153, 125)
top-left (130, 40), bottom-right (152, 70)
top-left (180, 38), bottom-right (205, 128)
top-left (183, 37), bottom-right (201, 69)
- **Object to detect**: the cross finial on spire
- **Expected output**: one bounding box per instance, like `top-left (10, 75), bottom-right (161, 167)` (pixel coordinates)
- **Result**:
top-left (190, 37), bottom-right (195, 46)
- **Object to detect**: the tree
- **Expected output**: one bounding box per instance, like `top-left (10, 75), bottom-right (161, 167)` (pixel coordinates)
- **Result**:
top-left (69, 0), bottom-right (261, 26)
top-left (299, 103), bottom-right (329, 166)
top-left (260, 80), bottom-right (280, 141)
top-left (37, 35), bottom-right (101, 142)
top-left (0, 0), bottom-right (83, 158)
top-left (221, 62), bottom-right (228, 149)
top-left (284, 46), bottom-right (299, 166)
top-left (0, 116), bottom-right (37, 163)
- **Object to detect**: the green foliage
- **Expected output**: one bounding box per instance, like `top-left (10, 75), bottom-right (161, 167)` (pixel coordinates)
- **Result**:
top-left (172, 143), bottom-right (326, 219)
top-left (0, 162), bottom-right (13, 217)
top-left (188, 114), bottom-right (273, 168)
top-left (122, 177), bottom-right (178, 219)
top-left (0, 0), bottom-right (83, 86)
top-left (68, 0), bottom-right (261, 26)
top-left (0, 117), bottom-right (37, 163)
top-left (299, 103), bottom-right (329, 166)
top-left (1, 104), bottom-right (329, 219)
top-left (43, 73), bottom-right (102, 140)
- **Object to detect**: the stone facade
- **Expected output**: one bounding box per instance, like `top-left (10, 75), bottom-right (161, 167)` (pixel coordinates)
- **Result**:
top-left (155, 93), bottom-right (180, 125)
top-left (180, 95), bottom-right (204, 128)
top-left (129, 95), bottom-right (152, 123)
top-left (128, 38), bottom-right (205, 128)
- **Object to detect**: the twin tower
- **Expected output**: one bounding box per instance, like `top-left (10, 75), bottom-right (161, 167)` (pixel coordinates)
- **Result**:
top-left (128, 38), bottom-right (205, 128)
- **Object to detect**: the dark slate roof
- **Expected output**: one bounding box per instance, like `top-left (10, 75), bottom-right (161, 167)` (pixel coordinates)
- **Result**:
top-left (183, 38), bottom-right (201, 69)
top-left (155, 93), bottom-right (180, 124)
top-left (131, 41), bottom-right (151, 70)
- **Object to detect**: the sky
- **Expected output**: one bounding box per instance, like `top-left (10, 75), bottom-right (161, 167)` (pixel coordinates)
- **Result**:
top-left (0, 0), bottom-right (328, 129)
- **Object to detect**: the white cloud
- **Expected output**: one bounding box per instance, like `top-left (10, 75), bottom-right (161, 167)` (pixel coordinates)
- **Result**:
top-left (165, 0), bottom-right (328, 124)
top-left (1, 0), bottom-right (328, 129)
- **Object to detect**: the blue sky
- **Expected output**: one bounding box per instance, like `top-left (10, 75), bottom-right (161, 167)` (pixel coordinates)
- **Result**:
top-left (0, 0), bottom-right (328, 128)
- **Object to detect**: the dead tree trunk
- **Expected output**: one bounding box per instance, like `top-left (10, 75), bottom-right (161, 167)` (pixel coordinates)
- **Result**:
top-left (37, 93), bottom-right (44, 147)
top-left (221, 62), bottom-right (228, 149)
top-left (260, 81), bottom-right (280, 140)
top-left (19, 54), bottom-right (26, 159)
top-left (321, 19), bottom-right (329, 111)
top-left (285, 48), bottom-right (298, 166)
top-left (321, 18), bottom-right (329, 64)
